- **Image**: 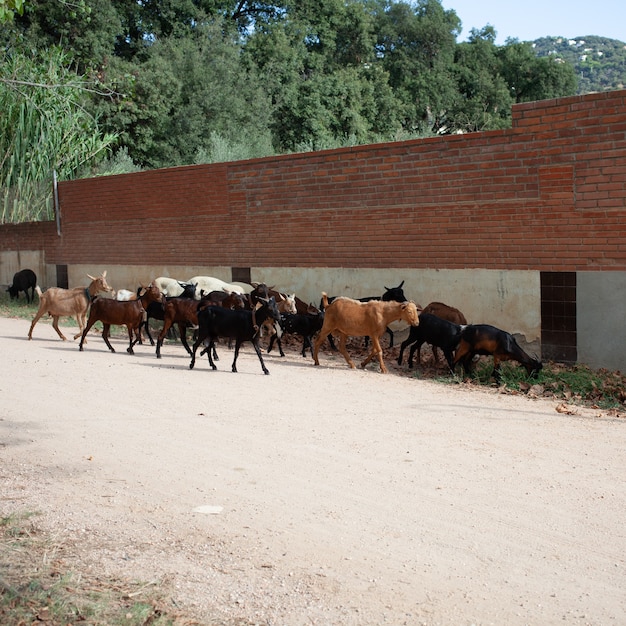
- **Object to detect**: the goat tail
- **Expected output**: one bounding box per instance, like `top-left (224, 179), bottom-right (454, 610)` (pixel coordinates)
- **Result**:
top-left (35, 285), bottom-right (43, 298)
top-left (321, 292), bottom-right (330, 309)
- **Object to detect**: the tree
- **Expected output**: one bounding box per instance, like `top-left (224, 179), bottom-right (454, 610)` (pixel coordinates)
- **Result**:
top-left (498, 39), bottom-right (577, 103)
top-left (92, 19), bottom-right (275, 169)
top-left (8, 0), bottom-right (119, 72)
top-left (373, 0), bottom-right (461, 134)
top-left (450, 26), bottom-right (513, 132)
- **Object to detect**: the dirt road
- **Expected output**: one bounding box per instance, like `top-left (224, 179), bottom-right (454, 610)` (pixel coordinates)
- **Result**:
top-left (2, 316), bottom-right (625, 625)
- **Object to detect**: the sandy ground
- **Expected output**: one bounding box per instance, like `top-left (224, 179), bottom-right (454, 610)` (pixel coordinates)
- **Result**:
top-left (1, 315), bottom-right (626, 626)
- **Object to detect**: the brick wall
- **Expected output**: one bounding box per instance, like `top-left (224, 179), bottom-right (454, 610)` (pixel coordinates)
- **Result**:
top-left (2, 89), bottom-right (625, 272)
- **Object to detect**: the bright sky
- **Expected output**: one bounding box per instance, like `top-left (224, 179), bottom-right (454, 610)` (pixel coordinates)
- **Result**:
top-left (442, 1), bottom-right (626, 45)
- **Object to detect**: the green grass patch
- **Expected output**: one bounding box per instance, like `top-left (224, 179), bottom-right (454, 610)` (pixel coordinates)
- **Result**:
top-left (0, 291), bottom-right (41, 321)
top-left (434, 358), bottom-right (626, 411)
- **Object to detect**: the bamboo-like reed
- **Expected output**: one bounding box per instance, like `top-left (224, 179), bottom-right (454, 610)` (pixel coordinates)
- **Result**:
top-left (1, 47), bottom-right (116, 224)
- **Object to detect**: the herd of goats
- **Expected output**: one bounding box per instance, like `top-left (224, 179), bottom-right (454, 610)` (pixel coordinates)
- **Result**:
top-left (7, 267), bottom-right (543, 380)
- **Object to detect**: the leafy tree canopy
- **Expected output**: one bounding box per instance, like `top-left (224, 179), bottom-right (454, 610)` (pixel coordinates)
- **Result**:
top-left (1, 0), bottom-right (595, 220)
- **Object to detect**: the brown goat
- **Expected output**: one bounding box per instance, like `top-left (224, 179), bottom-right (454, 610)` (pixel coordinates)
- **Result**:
top-left (313, 293), bottom-right (420, 373)
top-left (417, 301), bottom-right (467, 365)
top-left (28, 271), bottom-right (113, 341)
top-left (78, 282), bottom-right (162, 354)
top-left (156, 297), bottom-right (202, 359)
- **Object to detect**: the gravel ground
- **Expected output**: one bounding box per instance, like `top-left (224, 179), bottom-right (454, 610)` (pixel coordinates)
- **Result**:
top-left (2, 315), bottom-right (626, 625)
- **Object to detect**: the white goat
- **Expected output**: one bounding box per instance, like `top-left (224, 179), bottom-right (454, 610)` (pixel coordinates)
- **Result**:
top-left (154, 276), bottom-right (195, 297)
top-left (187, 276), bottom-right (246, 297)
top-left (115, 288), bottom-right (139, 301)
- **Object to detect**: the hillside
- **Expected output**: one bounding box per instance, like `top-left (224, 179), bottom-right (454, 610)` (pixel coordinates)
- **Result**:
top-left (533, 36), bottom-right (626, 94)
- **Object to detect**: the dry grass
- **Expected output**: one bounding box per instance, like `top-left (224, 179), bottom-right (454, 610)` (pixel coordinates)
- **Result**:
top-left (0, 512), bottom-right (199, 626)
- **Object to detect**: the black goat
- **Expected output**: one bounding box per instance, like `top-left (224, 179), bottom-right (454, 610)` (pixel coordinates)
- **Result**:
top-left (453, 324), bottom-right (542, 382)
top-left (7, 269), bottom-right (37, 303)
top-left (397, 313), bottom-right (462, 372)
top-left (190, 297), bottom-right (281, 374)
top-left (267, 310), bottom-right (326, 358)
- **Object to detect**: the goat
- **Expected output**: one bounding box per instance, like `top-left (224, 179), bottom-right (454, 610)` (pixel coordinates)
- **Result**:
top-left (28, 272), bottom-right (113, 341)
top-left (322, 280), bottom-right (408, 348)
top-left (7, 269), bottom-right (37, 303)
top-left (397, 313), bottom-right (462, 372)
top-left (201, 290), bottom-right (248, 311)
top-left (229, 281), bottom-right (254, 294)
top-left (154, 276), bottom-right (197, 298)
top-left (268, 310), bottom-right (325, 358)
top-left (313, 293), bottom-right (420, 373)
top-left (115, 288), bottom-right (141, 301)
top-left (78, 282), bottom-right (163, 354)
top-left (188, 276), bottom-right (246, 296)
top-left (248, 282), bottom-right (270, 306)
top-left (144, 281), bottom-right (198, 346)
top-left (413, 301), bottom-right (467, 365)
top-left (452, 324), bottom-right (543, 382)
top-left (259, 291), bottom-right (296, 340)
top-left (189, 297), bottom-right (281, 374)
top-left (155, 293), bottom-right (205, 359)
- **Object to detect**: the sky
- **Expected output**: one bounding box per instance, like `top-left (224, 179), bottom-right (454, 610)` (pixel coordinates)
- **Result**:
top-left (442, 0), bottom-right (626, 45)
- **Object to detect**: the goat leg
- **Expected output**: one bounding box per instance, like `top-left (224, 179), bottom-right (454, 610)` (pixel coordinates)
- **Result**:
top-left (52, 316), bottom-right (68, 341)
top-left (250, 338), bottom-right (270, 375)
top-left (126, 325), bottom-right (136, 354)
top-left (407, 341), bottom-right (420, 369)
top-left (101, 324), bottom-right (116, 352)
top-left (360, 337), bottom-right (387, 373)
top-left (337, 332), bottom-right (356, 369)
top-left (178, 322), bottom-right (192, 355)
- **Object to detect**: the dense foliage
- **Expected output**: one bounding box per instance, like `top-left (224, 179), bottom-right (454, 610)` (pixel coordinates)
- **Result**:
top-left (2, 0), bottom-right (622, 222)
top-left (534, 36), bottom-right (626, 94)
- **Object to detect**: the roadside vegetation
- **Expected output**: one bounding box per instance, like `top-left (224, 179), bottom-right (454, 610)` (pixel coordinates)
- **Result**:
top-left (0, 513), bottom-right (192, 626)
top-left (1, 0), bottom-right (585, 224)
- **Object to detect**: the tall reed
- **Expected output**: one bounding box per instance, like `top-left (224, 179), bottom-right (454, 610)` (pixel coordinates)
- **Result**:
top-left (0, 47), bottom-right (116, 223)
